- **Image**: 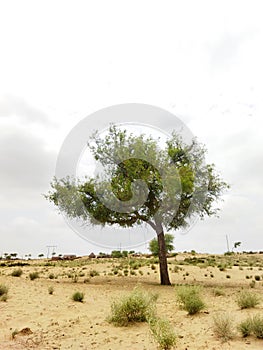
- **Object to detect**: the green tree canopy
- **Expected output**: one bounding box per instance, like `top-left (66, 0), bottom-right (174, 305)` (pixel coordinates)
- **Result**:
top-left (46, 125), bottom-right (228, 285)
top-left (149, 234), bottom-right (174, 256)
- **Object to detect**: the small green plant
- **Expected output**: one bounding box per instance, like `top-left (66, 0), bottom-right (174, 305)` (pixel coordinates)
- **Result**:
top-left (89, 269), bottom-right (100, 277)
top-left (48, 286), bottom-right (54, 295)
top-left (176, 285), bottom-right (205, 315)
top-left (29, 271), bottom-right (39, 280)
top-left (11, 329), bottom-right (19, 339)
top-left (0, 284), bottom-right (8, 297)
top-left (213, 313), bottom-right (234, 342)
top-left (149, 317), bottom-right (177, 350)
top-left (236, 291), bottom-right (260, 309)
top-left (72, 291), bottom-right (84, 302)
top-left (11, 268), bottom-right (23, 277)
top-left (213, 288), bottom-right (225, 297)
top-left (238, 318), bottom-right (253, 337)
top-left (107, 287), bottom-right (157, 326)
top-left (251, 314), bottom-right (263, 339)
top-left (249, 280), bottom-right (256, 288)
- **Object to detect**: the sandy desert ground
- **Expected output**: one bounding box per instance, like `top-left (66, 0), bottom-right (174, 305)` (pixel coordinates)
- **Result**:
top-left (1, 253), bottom-right (263, 349)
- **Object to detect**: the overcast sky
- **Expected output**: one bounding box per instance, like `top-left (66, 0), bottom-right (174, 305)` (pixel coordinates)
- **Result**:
top-left (0, 1), bottom-right (263, 257)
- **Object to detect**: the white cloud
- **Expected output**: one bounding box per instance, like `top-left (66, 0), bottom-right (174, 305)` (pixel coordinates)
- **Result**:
top-left (0, 1), bottom-right (263, 255)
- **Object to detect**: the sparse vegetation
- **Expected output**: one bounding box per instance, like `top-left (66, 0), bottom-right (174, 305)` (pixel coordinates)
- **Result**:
top-left (29, 271), bottom-right (39, 280)
top-left (89, 269), bottom-right (100, 277)
top-left (149, 317), bottom-right (177, 350)
top-left (107, 287), bottom-right (157, 326)
top-left (213, 288), bottom-right (225, 297)
top-left (176, 285), bottom-right (205, 315)
top-left (236, 291), bottom-right (260, 309)
top-left (11, 268), bottom-right (23, 277)
top-left (213, 313), bottom-right (235, 342)
top-left (238, 318), bottom-right (253, 337)
top-left (0, 284), bottom-right (8, 301)
top-left (48, 286), bottom-right (54, 295)
top-left (251, 314), bottom-right (263, 339)
top-left (72, 291), bottom-right (84, 302)
top-left (238, 314), bottom-right (263, 339)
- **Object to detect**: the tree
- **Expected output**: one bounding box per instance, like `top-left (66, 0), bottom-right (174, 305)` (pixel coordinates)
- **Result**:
top-left (149, 233), bottom-right (174, 256)
top-left (45, 125), bottom-right (228, 285)
top-left (233, 241), bottom-right (241, 252)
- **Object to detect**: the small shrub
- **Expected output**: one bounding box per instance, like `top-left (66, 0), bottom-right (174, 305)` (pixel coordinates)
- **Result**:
top-left (251, 314), bottom-right (263, 339)
top-left (226, 274), bottom-right (231, 279)
top-left (11, 329), bottom-right (19, 339)
top-left (0, 284), bottom-right (8, 297)
top-left (72, 291), bottom-right (84, 302)
top-left (149, 317), bottom-right (177, 350)
top-left (107, 287), bottom-right (157, 326)
top-left (48, 286), bottom-right (54, 295)
top-left (213, 313), bottom-right (234, 342)
top-left (29, 272), bottom-right (39, 280)
top-left (0, 294), bottom-right (8, 302)
top-left (11, 268), bottom-right (23, 277)
top-left (48, 273), bottom-right (55, 279)
top-left (173, 266), bottom-right (180, 273)
top-left (176, 285), bottom-right (205, 315)
top-left (238, 318), bottom-right (253, 337)
top-left (72, 274), bottom-right (78, 283)
top-left (236, 291), bottom-right (260, 309)
top-left (83, 278), bottom-right (90, 283)
top-left (0, 284), bottom-right (8, 301)
top-left (213, 288), bottom-right (225, 297)
top-left (254, 275), bottom-right (260, 281)
top-left (250, 280), bottom-right (256, 288)
top-left (89, 269), bottom-right (100, 277)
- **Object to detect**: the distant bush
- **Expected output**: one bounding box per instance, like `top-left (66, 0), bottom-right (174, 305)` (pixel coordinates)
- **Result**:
top-left (89, 269), bottom-right (100, 277)
top-left (236, 291), bottom-right (260, 309)
top-left (149, 317), bottom-right (177, 350)
top-left (0, 284), bottom-right (8, 301)
top-left (11, 268), bottom-right (23, 277)
top-left (176, 285), bottom-right (205, 315)
top-left (107, 287), bottom-right (157, 326)
top-left (213, 288), bottom-right (225, 297)
top-left (72, 291), bottom-right (84, 302)
top-left (249, 280), bottom-right (256, 288)
top-left (29, 272), bottom-right (39, 280)
top-left (254, 275), bottom-right (261, 281)
top-left (213, 313), bottom-right (234, 342)
top-left (48, 286), bottom-right (54, 295)
top-left (48, 273), bottom-right (55, 279)
top-left (111, 250), bottom-right (123, 258)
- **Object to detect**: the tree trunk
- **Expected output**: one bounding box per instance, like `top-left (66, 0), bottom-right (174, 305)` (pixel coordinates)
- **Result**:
top-left (156, 228), bottom-right (171, 285)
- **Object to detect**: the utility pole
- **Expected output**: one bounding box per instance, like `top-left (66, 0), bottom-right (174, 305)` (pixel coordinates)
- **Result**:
top-left (226, 235), bottom-right (230, 252)
top-left (46, 245), bottom-right (57, 259)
